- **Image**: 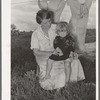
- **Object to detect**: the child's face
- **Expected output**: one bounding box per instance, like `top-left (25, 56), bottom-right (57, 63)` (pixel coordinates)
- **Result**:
top-left (41, 18), bottom-right (52, 29)
top-left (57, 30), bottom-right (68, 37)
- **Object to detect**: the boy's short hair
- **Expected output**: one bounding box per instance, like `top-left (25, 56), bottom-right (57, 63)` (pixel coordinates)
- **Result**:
top-left (56, 21), bottom-right (71, 35)
top-left (36, 9), bottom-right (54, 24)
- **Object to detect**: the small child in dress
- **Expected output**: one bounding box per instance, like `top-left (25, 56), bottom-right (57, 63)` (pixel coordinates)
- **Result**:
top-left (43, 21), bottom-right (75, 84)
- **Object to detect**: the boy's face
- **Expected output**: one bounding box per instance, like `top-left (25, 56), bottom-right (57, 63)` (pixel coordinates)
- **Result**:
top-left (41, 18), bottom-right (52, 29)
top-left (57, 28), bottom-right (68, 37)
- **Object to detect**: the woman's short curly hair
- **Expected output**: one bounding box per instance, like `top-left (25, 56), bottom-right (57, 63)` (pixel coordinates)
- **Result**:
top-left (36, 9), bottom-right (54, 24)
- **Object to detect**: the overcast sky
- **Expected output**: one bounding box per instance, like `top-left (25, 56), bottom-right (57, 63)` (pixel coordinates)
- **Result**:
top-left (11, 0), bottom-right (96, 31)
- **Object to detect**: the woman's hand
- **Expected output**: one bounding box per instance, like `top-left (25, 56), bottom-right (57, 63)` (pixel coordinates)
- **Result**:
top-left (69, 51), bottom-right (74, 58)
top-left (55, 47), bottom-right (63, 56)
top-left (52, 50), bottom-right (59, 55)
top-left (69, 51), bottom-right (78, 60)
top-left (73, 52), bottom-right (78, 59)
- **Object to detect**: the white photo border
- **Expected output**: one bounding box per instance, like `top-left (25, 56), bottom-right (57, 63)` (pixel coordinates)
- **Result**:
top-left (2, 0), bottom-right (98, 100)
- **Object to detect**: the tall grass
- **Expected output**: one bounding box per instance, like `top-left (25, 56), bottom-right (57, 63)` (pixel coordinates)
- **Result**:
top-left (11, 70), bottom-right (95, 100)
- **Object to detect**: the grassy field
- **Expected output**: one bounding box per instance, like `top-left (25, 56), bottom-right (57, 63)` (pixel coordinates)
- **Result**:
top-left (11, 29), bottom-right (96, 100)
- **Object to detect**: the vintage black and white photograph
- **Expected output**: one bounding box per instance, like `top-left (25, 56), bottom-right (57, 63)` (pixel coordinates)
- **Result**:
top-left (11, 0), bottom-right (97, 100)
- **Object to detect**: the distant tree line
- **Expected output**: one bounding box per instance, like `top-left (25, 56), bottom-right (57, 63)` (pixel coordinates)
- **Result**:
top-left (11, 24), bottom-right (95, 36)
top-left (11, 24), bottom-right (33, 35)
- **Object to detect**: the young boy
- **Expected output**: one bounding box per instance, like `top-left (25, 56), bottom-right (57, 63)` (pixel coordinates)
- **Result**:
top-left (43, 21), bottom-right (75, 84)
